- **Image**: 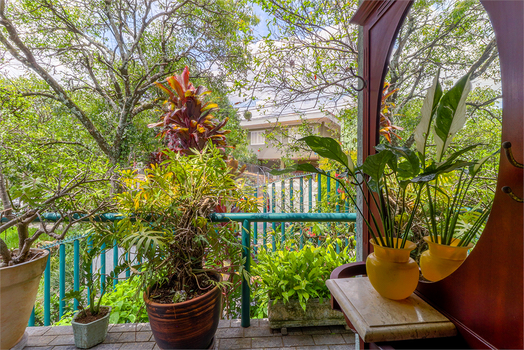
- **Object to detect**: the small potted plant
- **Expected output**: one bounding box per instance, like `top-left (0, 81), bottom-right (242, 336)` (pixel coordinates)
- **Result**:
top-left (63, 240), bottom-right (115, 349)
top-left (113, 67), bottom-right (257, 350)
top-left (252, 237), bottom-right (354, 329)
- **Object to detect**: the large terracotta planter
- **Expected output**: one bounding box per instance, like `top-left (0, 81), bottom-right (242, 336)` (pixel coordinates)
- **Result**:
top-left (144, 272), bottom-right (222, 350)
top-left (420, 236), bottom-right (473, 282)
top-left (1, 249), bottom-right (49, 349)
top-left (366, 238), bottom-right (419, 300)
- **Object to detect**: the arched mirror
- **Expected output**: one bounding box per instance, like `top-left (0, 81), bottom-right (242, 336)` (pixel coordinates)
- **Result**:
top-left (382, 0), bottom-right (502, 280)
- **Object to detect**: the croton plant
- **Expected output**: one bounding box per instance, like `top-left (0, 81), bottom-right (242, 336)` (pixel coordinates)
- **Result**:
top-left (148, 66), bottom-right (230, 163)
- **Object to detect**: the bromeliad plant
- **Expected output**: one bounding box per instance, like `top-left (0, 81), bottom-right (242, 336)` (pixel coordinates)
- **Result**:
top-left (148, 66), bottom-right (230, 162)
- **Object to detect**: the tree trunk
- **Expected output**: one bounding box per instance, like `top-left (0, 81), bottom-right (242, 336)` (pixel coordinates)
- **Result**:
top-left (0, 165), bottom-right (12, 218)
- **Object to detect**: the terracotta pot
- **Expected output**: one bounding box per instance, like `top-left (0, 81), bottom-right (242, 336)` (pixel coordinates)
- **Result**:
top-left (1, 249), bottom-right (49, 349)
top-left (366, 238), bottom-right (419, 300)
top-left (144, 272), bottom-right (222, 350)
top-left (420, 236), bottom-right (473, 282)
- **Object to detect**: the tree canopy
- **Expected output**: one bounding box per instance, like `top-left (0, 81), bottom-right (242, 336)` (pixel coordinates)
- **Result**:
top-left (0, 0), bottom-right (257, 164)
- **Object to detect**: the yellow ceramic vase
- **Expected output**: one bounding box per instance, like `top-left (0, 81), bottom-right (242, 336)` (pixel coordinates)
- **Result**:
top-left (366, 238), bottom-right (419, 300)
top-left (420, 236), bottom-right (473, 282)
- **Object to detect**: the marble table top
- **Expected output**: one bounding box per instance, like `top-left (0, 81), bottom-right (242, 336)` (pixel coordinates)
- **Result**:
top-left (326, 277), bottom-right (457, 343)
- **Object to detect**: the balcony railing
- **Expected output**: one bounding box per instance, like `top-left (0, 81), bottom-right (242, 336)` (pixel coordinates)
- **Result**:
top-left (3, 172), bottom-right (357, 328)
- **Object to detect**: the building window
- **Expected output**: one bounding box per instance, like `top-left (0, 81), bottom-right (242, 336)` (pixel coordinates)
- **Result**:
top-left (251, 130), bottom-right (265, 145)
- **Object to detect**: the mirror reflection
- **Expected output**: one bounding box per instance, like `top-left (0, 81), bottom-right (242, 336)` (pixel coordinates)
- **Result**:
top-left (383, 0), bottom-right (501, 280)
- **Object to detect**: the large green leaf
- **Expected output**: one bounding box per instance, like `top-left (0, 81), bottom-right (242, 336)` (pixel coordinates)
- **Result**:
top-left (414, 70), bottom-right (442, 155)
top-left (434, 73), bottom-right (472, 161)
top-left (299, 136), bottom-right (354, 172)
top-left (362, 150), bottom-right (395, 184)
top-left (375, 144), bottom-right (420, 178)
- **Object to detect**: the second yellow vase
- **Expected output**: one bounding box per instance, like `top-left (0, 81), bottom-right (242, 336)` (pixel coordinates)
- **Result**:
top-left (366, 238), bottom-right (419, 300)
top-left (420, 236), bottom-right (473, 282)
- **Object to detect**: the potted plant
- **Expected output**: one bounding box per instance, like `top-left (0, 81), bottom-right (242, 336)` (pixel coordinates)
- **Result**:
top-left (273, 70), bottom-right (494, 298)
top-left (0, 167), bottom-right (110, 349)
top-left (272, 135), bottom-right (423, 300)
top-left (113, 67), bottom-right (257, 350)
top-left (252, 238), bottom-right (354, 329)
top-left (63, 240), bottom-right (114, 349)
top-left (411, 70), bottom-right (494, 281)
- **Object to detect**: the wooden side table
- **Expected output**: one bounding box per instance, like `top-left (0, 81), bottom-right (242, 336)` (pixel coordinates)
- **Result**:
top-left (326, 277), bottom-right (457, 345)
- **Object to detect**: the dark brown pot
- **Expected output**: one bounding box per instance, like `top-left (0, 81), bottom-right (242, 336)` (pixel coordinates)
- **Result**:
top-left (144, 272), bottom-right (222, 350)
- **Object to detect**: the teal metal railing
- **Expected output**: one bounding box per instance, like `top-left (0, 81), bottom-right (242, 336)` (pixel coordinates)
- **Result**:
top-left (210, 212), bottom-right (356, 327)
top-left (3, 172), bottom-right (356, 328)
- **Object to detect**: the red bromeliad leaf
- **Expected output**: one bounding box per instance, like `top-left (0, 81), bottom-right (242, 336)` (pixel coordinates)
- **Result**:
top-left (148, 66), bottom-right (231, 160)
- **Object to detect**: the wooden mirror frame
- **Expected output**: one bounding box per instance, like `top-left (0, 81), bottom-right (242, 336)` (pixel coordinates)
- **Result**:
top-left (350, 1), bottom-right (523, 348)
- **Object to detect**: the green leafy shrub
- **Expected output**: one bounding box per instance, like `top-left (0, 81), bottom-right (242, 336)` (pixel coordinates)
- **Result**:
top-left (101, 278), bottom-right (149, 324)
top-left (251, 238), bottom-right (355, 318)
top-left (57, 278), bottom-right (148, 325)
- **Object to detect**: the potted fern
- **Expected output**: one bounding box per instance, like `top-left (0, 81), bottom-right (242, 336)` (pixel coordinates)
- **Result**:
top-left (252, 238), bottom-right (354, 329)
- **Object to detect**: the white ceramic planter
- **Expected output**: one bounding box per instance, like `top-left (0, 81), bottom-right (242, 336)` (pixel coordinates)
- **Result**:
top-left (72, 306), bottom-right (112, 349)
top-left (0, 249), bottom-right (49, 350)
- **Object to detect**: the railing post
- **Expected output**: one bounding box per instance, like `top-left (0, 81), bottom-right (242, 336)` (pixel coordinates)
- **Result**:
top-left (59, 243), bottom-right (65, 319)
top-left (125, 252), bottom-right (130, 279)
top-left (280, 180), bottom-right (285, 245)
top-left (318, 174), bottom-right (322, 245)
top-left (44, 250), bottom-right (51, 326)
top-left (289, 178), bottom-right (293, 211)
top-left (272, 183), bottom-right (276, 251)
top-left (263, 189), bottom-right (267, 249)
top-left (241, 219), bottom-right (251, 328)
top-left (87, 236), bottom-right (93, 306)
top-left (28, 307), bottom-right (35, 327)
top-left (101, 243), bottom-right (106, 295)
top-left (74, 238), bottom-right (79, 310)
top-left (253, 188), bottom-right (258, 255)
top-left (113, 239), bottom-right (118, 288)
top-left (300, 177), bottom-right (304, 248)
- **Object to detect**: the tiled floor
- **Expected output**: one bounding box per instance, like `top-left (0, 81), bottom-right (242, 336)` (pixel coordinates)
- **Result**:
top-left (24, 319), bottom-right (356, 350)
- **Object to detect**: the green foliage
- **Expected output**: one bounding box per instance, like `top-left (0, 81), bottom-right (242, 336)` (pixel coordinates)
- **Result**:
top-left (112, 145), bottom-right (258, 300)
top-left (61, 238), bottom-right (116, 318)
top-left (252, 239), bottom-right (355, 317)
top-left (101, 278), bottom-right (149, 324)
top-left (272, 67), bottom-right (495, 250)
top-left (57, 278), bottom-right (149, 325)
top-left (0, 0), bottom-right (257, 165)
